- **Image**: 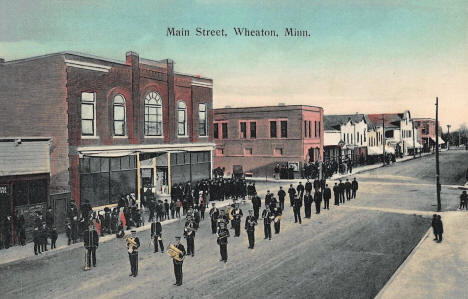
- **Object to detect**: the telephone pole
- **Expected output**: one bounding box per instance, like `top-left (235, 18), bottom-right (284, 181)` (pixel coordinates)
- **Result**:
top-left (412, 120), bottom-right (416, 158)
top-left (435, 97), bottom-right (441, 211)
top-left (382, 114), bottom-right (386, 166)
top-left (446, 124), bottom-right (451, 150)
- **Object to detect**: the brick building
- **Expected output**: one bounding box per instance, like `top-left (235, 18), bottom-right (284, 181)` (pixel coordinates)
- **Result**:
top-left (0, 51), bottom-right (214, 226)
top-left (413, 118), bottom-right (443, 153)
top-left (213, 105), bottom-right (324, 178)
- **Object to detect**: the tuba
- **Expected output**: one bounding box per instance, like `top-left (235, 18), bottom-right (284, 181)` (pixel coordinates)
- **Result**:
top-left (167, 243), bottom-right (185, 262)
top-left (228, 208), bottom-right (234, 220)
top-left (125, 235), bottom-right (137, 254)
top-left (274, 214), bottom-right (283, 223)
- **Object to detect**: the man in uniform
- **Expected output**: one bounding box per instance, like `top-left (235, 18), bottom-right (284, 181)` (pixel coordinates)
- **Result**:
top-left (244, 210), bottom-right (257, 249)
top-left (351, 178), bottom-right (359, 199)
top-left (126, 230), bottom-right (140, 277)
top-left (277, 186), bottom-right (286, 211)
top-left (323, 184), bottom-right (331, 210)
top-left (251, 194), bottom-right (261, 220)
top-left (305, 179), bottom-right (313, 195)
top-left (217, 222), bottom-right (230, 263)
top-left (292, 195), bottom-right (302, 224)
top-left (209, 202), bottom-right (219, 234)
top-left (314, 189), bottom-right (322, 214)
top-left (183, 215), bottom-right (196, 257)
top-left (231, 203), bottom-right (243, 237)
top-left (333, 182), bottom-right (340, 206)
top-left (262, 205), bottom-right (274, 240)
top-left (151, 218), bottom-right (164, 253)
top-left (172, 236), bottom-right (186, 286)
top-left (288, 184), bottom-right (296, 207)
top-left (303, 192), bottom-right (313, 218)
top-left (83, 223), bottom-right (99, 269)
top-left (345, 179), bottom-right (352, 201)
top-left (273, 206), bottom-right (282, 234)
top-left (217, 209), bottom-right (230, 230)
top-left (297, 182), bottom-right (305, 201)
top-left (338, 180), bottom-right (345, 204)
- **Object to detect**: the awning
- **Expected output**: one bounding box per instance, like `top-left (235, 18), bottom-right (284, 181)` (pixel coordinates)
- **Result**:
top-left (80, 150), bottom-right (138, 158)
top-left (367, 146), bottom-right (395, 155)
top-left (407, 141), bottom-right (423, 149)
top-left (77, 143), bottom-right (216, 156)
top-left (430, 136), bottom-right (445, 144)
top-left (0, 138), bottom-right (51, 176)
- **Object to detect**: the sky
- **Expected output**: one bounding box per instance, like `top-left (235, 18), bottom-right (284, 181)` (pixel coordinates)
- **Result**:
top-left (1, 0), bottom-right (467, 130)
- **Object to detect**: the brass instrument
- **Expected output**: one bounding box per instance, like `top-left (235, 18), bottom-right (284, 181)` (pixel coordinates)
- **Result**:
top-left (217, 229), bottom-right (229, 243)
top-left (167, 243), bottom-right (185, 262)
top-left (125, 235), bottom-right (137, 254)
top-left (228, 208), bottom-right (234, 220)
top-left (274, 214), bottom-right (283, 223)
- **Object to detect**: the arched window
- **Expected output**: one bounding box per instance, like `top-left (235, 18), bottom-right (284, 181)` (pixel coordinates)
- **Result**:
top-left (144, 92), bottom-right (163, 136)
top-left (177, 101), bottom-right (187, 136)
top-left (113, 94), bottom-right (126, 136)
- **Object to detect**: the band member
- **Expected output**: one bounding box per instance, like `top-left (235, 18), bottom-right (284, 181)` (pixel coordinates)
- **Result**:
top-left (273, 206), bottom-right (282, 234)
top-left (172, 236), bottom-right (186, 286)
top-left (217, 209), bottom-right (229, 230)
top-left (333, 182), bottom-right (340, 206)
top-left (288, 184), bottom-right (296, 207)
top-left (244, 210), bottom-right (257, 249)
top-left (305, 179), bottom-right (313, 195)
top-left (303, 192), bottom-right (313, 218)
top-left (323, 184), bottom-right (331, 210)
top-left (209, 202), bottom-right (219, 234)
top-left (262, 205), bottom-right (274, 240)
top-left (277, 186), bottom-right (286, 211)
top-left (83, 224), bottom-right (99, 269)
top-left (292, 195), bottom-right (302, 224)
top-left (345, 179), bottom-right (352, 201)
top-left (151, 219), bottom-right (164, 253)
top-left (251, 194), bottom-right (261, 220)
top-left (338, 180), bottom-right (345, 204)
top-left (314, 189), bottom-right (322, 214)
top-left (297, 182), bottom-right (305, 200)
top-left (126, 230), bottom-right (140, 277)
top-left (351, 178), bottom-right (359, 199)
top-left (217, 222), bottom-right (230, 263)
top-left (265, 190), bottom-right (273, 207)
top-left (231, 203), bottom-right (243, 237)
top-left (183, 216), bottom-right (196, 257)
top-left (33, 227), bottom-right (41, 255)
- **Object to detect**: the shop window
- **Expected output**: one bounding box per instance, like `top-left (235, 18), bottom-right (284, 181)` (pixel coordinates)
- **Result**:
top-left (81, 92), bottom-right (95, 136)
top-left (144, 91), bottom-right (163, 136)
top-left (113, 94), bottom-right (126, 136)
top-left (270, 121), bottom-right (277, 138)
top-left (222, 123), bottom-right (228, 139)
top-left (90, 157), bottom-right (101, 173)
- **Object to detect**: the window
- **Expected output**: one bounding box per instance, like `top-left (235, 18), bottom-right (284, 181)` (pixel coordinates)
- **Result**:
top-left (222, 123), bottom-right (228, 139)
top-left (144, 91), bottom-right (163, 136)
top-left (318, 121), bottom-right (321, 137)
top-left (274, 148), bottom-right (283, 156)
top-left (214, 123), bottom-right (219, 139)
top-left (177, 101), bottom-right (187, 136)
top-left (244, 148), bottom-right (253, 156)
top-left (250, 122), bottom-right (256, 139)
top-left (113, 94), bottom-right (126, 136)
top-left (198, 103), bottom-right (207, 137)
top-left (308, 121), bottom-right (312, 138)
top-left (304, 121), bottom-right (307, 138)
top-left (408, 130), bottom-right (412, 138)
top-left (364, 131), bottom-right (366, 142)
top-left (215, 148), bottom-right (224, 156)
top-left (270, 121), bottom-right (277, 138)
top-left (280, 121), bottom-right (288, 138)
top-left (81, 92), bottom-right (95, 136)
top-left (240, 122), bottom-right (247, 139)
top-left (357, 132), bottom-right (360, 144)
top-left (314, 121), bottom-right (317, 137)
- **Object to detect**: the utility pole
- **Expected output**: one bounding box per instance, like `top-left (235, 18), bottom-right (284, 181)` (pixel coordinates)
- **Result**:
top-left (446, 125), bottom-right (451, 150)
top-left (435, 97), bottom-right (441, 211)
top-left (382, 114), bottom-right (386, 166)
top-left (412, 120), bottom-right (416, 158)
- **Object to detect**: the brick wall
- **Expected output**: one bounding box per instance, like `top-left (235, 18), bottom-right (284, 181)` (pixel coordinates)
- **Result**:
top-left (0, 55), bottom-right (69, 194)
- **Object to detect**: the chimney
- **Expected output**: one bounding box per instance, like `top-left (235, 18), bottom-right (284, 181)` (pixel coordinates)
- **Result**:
top-left (126, 51), bottom-right (139, 66)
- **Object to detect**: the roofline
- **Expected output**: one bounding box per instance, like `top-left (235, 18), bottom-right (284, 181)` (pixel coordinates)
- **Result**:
top-left (214, 104), bottom-right (323, 111)
top-left (0, 137), bottom-right (52, 142)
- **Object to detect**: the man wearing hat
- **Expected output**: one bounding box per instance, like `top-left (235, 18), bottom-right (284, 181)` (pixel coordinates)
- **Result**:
top-left (126, 230), bottom-right (140, 277)
top-left (183, 215), bottom-right (196, 257)
top-left (209, 202), bottom-right (219, 234)
top-left (172, 236), bottom-right (186, 286)
top-left (244, 210), bottom-right (257, 249)
top-left (231, 203), bottom-right (243, 237)
top-left (151, 218), bottom-right (164, 253)
top-left (83, 223), bottom-right (99, 269)
top-left (217, 222), bottom-right (230, 263)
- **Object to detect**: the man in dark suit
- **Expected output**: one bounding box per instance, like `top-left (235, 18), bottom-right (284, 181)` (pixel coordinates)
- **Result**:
top-left (297, 182), bottom-right (305, 200)
top-left (345, 179), bottom-right (352, 201)
top-left (292, 195), bottom-right (302, 224)
top-left (314, 189), bottom-right (322, 214)
top-left (183, 216), bottom-right (196, 257)
top-left (333, 182), bottom-right (340, 206)
top-left (303, 192), bottom-right (313, 218)
top-left (288, 184), bottom-right (296, 207)
top-left (351, 178), bottom-right (359, 199)
top-left (277, 187), bottom-right (286, 211)
top-left (252, 194), bottom-right (261, 220)
top-left (151, 219), bottom-right (164, 253)
top-left (261, 206), bottom-right (274, 240)
top-left (217, 222), bottom-right (230, 263)
top-left (244, 210), bottom-right (257, 249)
top-left (338, 180), bottom-right (345, 204)
top-left (305, 179), bottom-right (313, 195)
top-left (323, 184), bottom-right (331, 210)
top-left (84, 224), bottom-right (99, 269)
top-left (172, 236), bottom-right (186, 286)
top-left (126, 230), bottom-right (140, 277)
top-left (209, 202), bottom-right (219, 234)
top-left (231, 203), bottom-right (243, 237)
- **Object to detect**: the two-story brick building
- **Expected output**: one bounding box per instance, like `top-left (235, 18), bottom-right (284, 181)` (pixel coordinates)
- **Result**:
top-left (213, 105), bottom-right (324, 178)
top-left (0, 51), bottom-right (215, 226)
top-left (413, 118), bottom-right (443, 153)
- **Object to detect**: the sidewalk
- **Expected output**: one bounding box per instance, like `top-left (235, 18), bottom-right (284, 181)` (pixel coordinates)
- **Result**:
top-left (0, 199), bottom-right (237, 266)
top-left (248, 152), bottom-right (433, 183)
top-left (376, 210), bottom-right (468, 299)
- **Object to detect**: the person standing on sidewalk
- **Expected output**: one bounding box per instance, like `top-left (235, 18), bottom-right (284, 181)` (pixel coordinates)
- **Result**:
top-left (351, 178), bottom-right (359, 199)
top-left (434, 215), bottom-right (444, 243)
top-left (323, 184), bottom-right (331, 210)
top-left (459, 191), bottom-right (467, 210)
top-left (333, 182), bottom-right (340, 206)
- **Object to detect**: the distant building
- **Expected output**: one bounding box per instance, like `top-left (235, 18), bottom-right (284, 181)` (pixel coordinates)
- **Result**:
top-left (413, 118), bottom-right (443, 153)
top-left (0, 51), bottom-right (214, 230)
top-left (213, 105), bottom-right (324, 178)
